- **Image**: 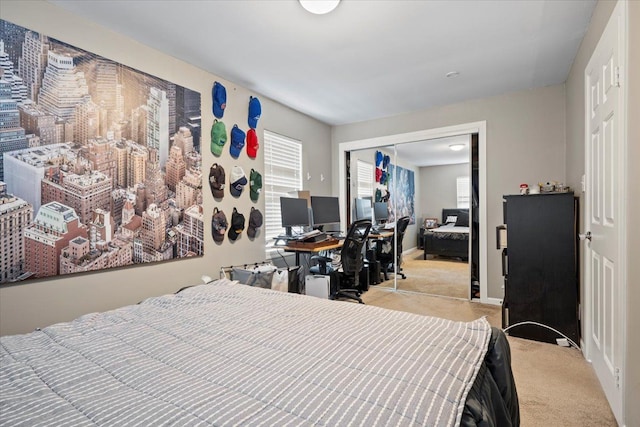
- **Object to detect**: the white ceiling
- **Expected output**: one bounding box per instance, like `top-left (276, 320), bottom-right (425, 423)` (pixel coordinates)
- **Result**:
top-left (394, 135), bottom-right (470, 167)
top-left (48, 0), bottom-right (596, 128)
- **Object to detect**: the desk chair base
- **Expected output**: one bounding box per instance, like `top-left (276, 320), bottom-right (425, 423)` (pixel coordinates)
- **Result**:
top-left (381, 264), bottom-right (406, 281)
top-left (331, 290), bottom-right (364, 304)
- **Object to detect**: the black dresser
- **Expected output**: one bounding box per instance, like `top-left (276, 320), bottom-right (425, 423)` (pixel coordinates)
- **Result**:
top-left (501, 192), bottom-right (579, 344)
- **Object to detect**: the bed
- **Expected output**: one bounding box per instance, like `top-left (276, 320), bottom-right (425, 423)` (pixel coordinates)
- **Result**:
top-left (423, 208), bottom-right (470, 260)
top-left (0, 278), bottom-right (518, 426)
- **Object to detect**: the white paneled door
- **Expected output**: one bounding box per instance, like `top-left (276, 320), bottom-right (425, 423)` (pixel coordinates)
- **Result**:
top-left (584, 1), bottom-right (626, 423)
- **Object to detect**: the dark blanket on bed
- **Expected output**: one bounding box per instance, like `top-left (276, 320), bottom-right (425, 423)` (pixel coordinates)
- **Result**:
top-left (461, 327), bottom-right (520, 426)
top-left (423, 231), bottom-right (469, 260)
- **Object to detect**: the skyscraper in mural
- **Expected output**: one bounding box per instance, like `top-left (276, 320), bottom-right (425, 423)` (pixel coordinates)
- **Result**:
top-left (37, 51), bottom-right (90, 122)
top-left (0, 79), bottom-right (28, 181)
top-left (24, 202), bottom-right (88, 278)
top-left (0, 182), bottom-right (33, 282)
top-left (146, 87), bottom-right (169, 167)
top-left (18, 31), bottom-right (49, 100)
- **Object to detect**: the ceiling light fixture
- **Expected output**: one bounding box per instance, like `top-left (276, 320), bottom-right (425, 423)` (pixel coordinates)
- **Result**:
top-left (446, 71), bottom-right (460, 78)
top-left (299, 0), bottom-right (341, 15)
top-left (449, 144), bottom-right (465, 151)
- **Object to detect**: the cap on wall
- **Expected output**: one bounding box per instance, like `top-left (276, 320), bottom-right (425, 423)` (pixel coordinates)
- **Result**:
top-left (210, 120), bottom-right (227, 156)
top-left (211, 207), bottom-right (228, 243)
top-left (209, 163), bottom-right (225, 199)
top-left (247, 207), bottom-right (263, 239)
top-left (248, 96), bottom-right (261, 129)
top-left (230, 125), bottom-right (246, 159)
top-left (246, 128), bottom-right (259, 158)
top-left (212, 81), bottom-right (227, 119)
top-left (249, 169), bottom-right (262, 202)
top-left (230, 166), bottom-right (248, 197)
top-left (228, 208), bottom-right (245, 241)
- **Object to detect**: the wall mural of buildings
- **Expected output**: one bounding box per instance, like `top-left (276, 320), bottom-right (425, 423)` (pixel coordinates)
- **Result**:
top-left (0, 19), bottom-right (203, 285)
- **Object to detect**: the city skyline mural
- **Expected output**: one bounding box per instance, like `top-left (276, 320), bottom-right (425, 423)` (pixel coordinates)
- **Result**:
top-left (0, 19), bottom-right (204, 285)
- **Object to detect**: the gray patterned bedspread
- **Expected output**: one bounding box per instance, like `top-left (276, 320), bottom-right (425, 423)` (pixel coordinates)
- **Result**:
top-left (1, 278), bottom-right (493, 426)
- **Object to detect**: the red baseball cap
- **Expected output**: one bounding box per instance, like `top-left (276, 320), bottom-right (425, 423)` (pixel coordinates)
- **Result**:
top-left (247, 128), bottom-right (259, 158)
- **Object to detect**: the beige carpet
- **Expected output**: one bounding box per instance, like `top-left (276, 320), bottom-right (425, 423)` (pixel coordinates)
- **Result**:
top-left (361, 288), bottom-right (617, 427)
top-left (376, 250), bottom-right (470, 299)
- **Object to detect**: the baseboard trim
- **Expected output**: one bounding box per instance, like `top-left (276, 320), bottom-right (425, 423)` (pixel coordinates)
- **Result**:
top-left (481, 297), bottom-right (502, 306)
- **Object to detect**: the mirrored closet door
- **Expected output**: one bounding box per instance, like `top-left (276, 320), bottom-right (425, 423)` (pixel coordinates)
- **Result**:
top-left (348, 135), bottom-right (475, 300)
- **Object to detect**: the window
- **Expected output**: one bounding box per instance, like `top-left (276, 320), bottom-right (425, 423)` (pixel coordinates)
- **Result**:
top-left (263, 130), bottom-right (303, 242)
top-left (356, 160), bottom-right (374, 199)
top-left (457, 176), bottom-right (470, 208)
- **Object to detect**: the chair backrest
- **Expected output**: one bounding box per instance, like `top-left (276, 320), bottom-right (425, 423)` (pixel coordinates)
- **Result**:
top-left (395, 216), bottom-right (411, 263)
top-left (341, 219), bottom-right (372, 275)
top-left (396, 216), bottom-right (410, 240)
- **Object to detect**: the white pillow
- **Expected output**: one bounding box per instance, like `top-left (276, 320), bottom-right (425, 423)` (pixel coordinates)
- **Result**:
top-left (445, 215), bottom-right (458, 224)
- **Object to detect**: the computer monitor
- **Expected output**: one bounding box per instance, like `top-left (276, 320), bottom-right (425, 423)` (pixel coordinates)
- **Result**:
top-left (374, 202), bottom-right (389, 223)
top-left (280, 197), bottom-right (310, 236)
top-left (354, 198), bottom-right (373, 221)
top-left (311, 196), bottom-right (341, 226)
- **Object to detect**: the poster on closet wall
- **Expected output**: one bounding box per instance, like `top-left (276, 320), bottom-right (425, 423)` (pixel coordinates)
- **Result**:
top-left (387, 164), bottom-right (415, 225)
top-left (0, 19), bottom-right (203, 285)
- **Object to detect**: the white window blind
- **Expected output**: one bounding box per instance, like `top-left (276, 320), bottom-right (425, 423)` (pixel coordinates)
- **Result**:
top-left (356, 160), bottom-right (374, 199)
top-left (263, 130), bottom-right (303, 242)
top-left (457, 176), bottom-right (470, 208)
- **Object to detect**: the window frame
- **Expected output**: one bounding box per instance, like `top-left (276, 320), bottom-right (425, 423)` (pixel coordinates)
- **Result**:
top-left (263, 130), bottom-right (303, 246)
top-left (356, 159), bottom-right (374, 199)
top-left (456, 176), bottom-right (470, 209)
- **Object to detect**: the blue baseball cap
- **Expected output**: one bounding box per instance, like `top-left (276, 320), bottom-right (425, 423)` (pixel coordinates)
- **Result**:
top-left (212, 82), bottom-right (226, 119)
top-left (248, 96), bottom-right (261, 129)
top-left (383, 154), bottom-right (390, 169)
top-left (375, 151), bottom-right (383, 167)
top-left (230, 125), bottom-right (245, 158)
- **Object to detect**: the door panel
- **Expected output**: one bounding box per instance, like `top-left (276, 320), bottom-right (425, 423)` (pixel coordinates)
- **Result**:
top-left (591, 252), bottom-right (600, 349)
top-left (584, 2), bottom-right (625, 422)
top-left (590, 130), bottom-right (600, 223)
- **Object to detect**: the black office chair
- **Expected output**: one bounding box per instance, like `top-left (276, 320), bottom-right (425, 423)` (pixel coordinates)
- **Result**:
top-left (376, 216), bottom-right (410, 281)
top-left (310, 219), bottom-right (372, 303)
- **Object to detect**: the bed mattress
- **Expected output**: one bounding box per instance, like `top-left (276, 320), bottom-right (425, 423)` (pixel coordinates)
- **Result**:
top-left (0, 279), bottom-right (516, 426)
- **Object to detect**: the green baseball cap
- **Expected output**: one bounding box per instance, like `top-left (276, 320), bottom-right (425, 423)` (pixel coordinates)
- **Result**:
top-left (210, 119), bottom-right (227, 156)
top-left (250, 169), bottom-right (262, 202)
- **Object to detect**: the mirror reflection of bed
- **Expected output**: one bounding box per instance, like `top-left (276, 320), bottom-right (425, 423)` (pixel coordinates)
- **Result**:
top-left (376, 208), bottom-right (471, 299)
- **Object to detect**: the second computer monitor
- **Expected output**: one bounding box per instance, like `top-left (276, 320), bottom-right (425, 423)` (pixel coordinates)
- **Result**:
top-left (354, 198), bottom-right (373, 221)
top-left (374, 202), bottom-right (389, 223)
top-left (311, 196), bottom-right (340, 226)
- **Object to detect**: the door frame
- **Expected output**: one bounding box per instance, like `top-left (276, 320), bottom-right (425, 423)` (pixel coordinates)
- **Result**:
top-left (338, 121), bottom-right (490, 304)
top-left (582, 0), bottom-right (628, 423)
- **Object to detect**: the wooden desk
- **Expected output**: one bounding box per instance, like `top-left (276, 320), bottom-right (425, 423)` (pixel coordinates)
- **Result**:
top-left (369, 230), bottom-right (393, 239)
top-left (281, 238), bottom-right (342, 265)
top-left (279, 238), bottom-right (344, 293)
top-left (284, 238), bottom-right (342, 252)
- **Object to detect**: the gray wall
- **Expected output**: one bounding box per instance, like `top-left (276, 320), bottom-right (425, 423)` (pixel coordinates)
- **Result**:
top-left (332, 84), bottom-right (566, 301)
top-left (419, 163), bottom-right (469, 222)
top-left (0, 1), bottom-right (332, 335)
top-left (565, 0), bottom-right (639, 424)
